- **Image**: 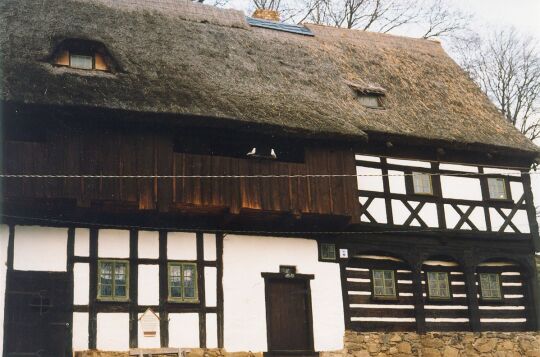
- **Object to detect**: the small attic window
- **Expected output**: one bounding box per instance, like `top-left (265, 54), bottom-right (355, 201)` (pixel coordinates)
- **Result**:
top-left (52, 39), bottom-right (113, 72)
top-left (346, 81), bottom-right (386, 109)
top-left (357, 94), bottom-right (384, 109)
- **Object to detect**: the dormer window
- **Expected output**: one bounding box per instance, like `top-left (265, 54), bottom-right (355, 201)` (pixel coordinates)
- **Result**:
top-left (345, 80), bottom-right (386, 109)
top-left (52, 39), bottom-right (113, 72)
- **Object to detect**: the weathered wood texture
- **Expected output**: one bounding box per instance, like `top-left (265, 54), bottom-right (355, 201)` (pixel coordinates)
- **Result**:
top-left (2, 130), bottom-right (359, 221)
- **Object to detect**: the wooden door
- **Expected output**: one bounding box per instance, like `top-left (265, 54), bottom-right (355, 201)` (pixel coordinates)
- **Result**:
top-left (264, 276), bottom-right (314, 354)
top-left (4, 270), bottom-right (71, 357)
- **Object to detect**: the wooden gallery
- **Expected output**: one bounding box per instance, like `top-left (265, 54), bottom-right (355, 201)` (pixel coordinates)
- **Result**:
top-left (1, 1), bottom-right (539, 356)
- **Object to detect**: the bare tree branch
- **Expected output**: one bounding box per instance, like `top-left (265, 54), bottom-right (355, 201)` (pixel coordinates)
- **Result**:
top-left (454, 28), bottom-right (540, 141)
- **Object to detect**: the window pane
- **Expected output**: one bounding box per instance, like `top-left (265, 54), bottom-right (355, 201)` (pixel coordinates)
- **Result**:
top-left (170, 286), bottom-right (182, 298)
top-left (488, 178), bottom-right (507, 199)
top-left (115, 285), bottom-right (126, 297)
top-left (373, 270), bottom-right (395, 297)
top-left (412, 172), bottom-right (432, 194)
top-left (70, 54), bottom-right (93, 69)
top-left (183, 265), bottom-right (196, 299)
top-left (480, 273), bottom-right (501, 299)
top-left (100, 284), bottom-right (112, 297)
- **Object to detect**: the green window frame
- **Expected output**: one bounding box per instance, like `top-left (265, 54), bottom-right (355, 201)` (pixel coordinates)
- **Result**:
top-left (427, 271), bottom-right (451, 300)
top-left (97, 259), bottom-right (129, 301)
top-left (321, 243), bottom-right (336, 260)
top-left (479, 273), bottom-right (502, 300)
top-left (168, 262), bottom-right (198, 303)
top-left (372, 269), bottom-right (397, 299)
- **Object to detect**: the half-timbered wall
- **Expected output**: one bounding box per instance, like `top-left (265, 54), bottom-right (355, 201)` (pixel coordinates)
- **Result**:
top-left (355, 155), bottom-right (531, 234)
top-left (222, 235), bottom-right (344, 352)
top-left (1, 225), bottom-right (223, 352)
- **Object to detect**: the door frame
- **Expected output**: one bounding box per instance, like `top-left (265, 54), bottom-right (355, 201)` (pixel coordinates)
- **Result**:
top-left (261, 272), bottom-right (316, 356)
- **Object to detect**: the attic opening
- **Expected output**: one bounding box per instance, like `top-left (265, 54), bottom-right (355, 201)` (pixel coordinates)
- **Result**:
top-left (51, 39), bottom-right (115, 72)
top-left (346, 81), bottom-right (386, 109)
top-left (173, 130), bottom-right (305, 163)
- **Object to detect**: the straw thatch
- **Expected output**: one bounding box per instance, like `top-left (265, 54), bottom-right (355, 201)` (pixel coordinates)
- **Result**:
top-left (1, 0), bottom-right (538, 155)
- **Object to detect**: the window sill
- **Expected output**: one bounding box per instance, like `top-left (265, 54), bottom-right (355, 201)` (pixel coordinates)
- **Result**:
top-left (167, 299), bottom-right (200, 304)
top-left (97, 297), bottom-right (130, 303)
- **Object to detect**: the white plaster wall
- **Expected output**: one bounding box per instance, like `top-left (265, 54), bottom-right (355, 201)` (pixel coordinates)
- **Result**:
top-left (356, 166), bottom-right (384, 192)
top-left (168, 232), bottom-right (197, 260)
top-left (169, 313), bottom-right (200, 347)
top-left (0, 225), bottom-right (9, 357)
top-left (513, 210), bottom-right (530, 233)
top-left (444, 205), bottom-right (487, 231)
top-left (418, 203), bottom-right (439, 228)
top-left (484, 167), bottom-right (521, 176)
top-left (361, 197), bottom-right (387, 224)
top-left (387, 158), bottom-right (431, 168)
top-left (205, 267), bottom-right (217, 307)
top-left (441, 176), bottom-right (482, 201)
top-left (97, 313), bottom-right (129, 350)
top-left (74, 228), bottom-right (90, 257)
top-left (510, 182), bottom-right (525, 202)
top-left (138, 312), bottom-right (161, 348)
top-left (388, 170), bottom-right (406, 194)
top-left (392, 200), bottom-right (410, 225)
top-left (98, 229), bottom-right (130, 258)
top-left (223, 235), bottom-right (344, 352)
top-left (13, 226), bottom-right (68, 271)
top-left (355, 154), bottom-right (380, 162)
top-left (74, 263), bottom-right (90, 305)
top-left (138, 265), bottom-right (160, 306)
top-left (206, 313), bottom-right (218, 348)
top-left (73, 312), bottom-right (89, 351)
top-left (439, 163), bottom-right (478, 172)
top-left (138, 231), bottom-right (160, 259)
top-left (204, 234), bottom-right (217, 261)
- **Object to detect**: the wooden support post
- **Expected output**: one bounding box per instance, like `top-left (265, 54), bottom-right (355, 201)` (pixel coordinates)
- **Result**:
top-left (216, 233), bottom-right (224, 348)
top-left (89, 228), bottom-right (98, 349)
top-left (411, 262), bottom-right (426, 334)
top-left (159, 231), bottom-right (169, 348)
top-left (463, 262), bottom-right (481, 332)
top-left (129, 229), bottom-right (139, 348)
top-left (197, 233), bottom-right (207, 348)
top-left (523, 259), bottom-right (539, 331)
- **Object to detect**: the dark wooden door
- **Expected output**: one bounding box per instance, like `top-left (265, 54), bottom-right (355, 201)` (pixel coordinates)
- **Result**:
top-left (265, 277), bottom-right (314, 354)
top-left (4, 270), bottom-right (71, 357)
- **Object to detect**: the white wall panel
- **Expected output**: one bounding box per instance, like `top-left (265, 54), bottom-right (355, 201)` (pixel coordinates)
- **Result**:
top-left (490, 208), bottom-right (506, 232)
top-left (484, 167), bottom-right (520, 176)
top-left (444, 205), bottom-right (460, 229)
top-left (418, 203), bottom-right (439, 228)
top-left (469, 207), bottom-right (487, 231)
top-left (365, 198), bottom-right (387, 224)
top-left (510, 182), bottom-right (525, 202)
top-left (74, 263), bottom-right (89, 305)
top-left (439, 163), bottom-right (478, 172)
top-left (205, 267), bottom-right (217, 307)
top-left (204, 234), bottom-right (217, 261)
top-left (168, 232), bottom-right (197, 260)
top-left (97, 313), bottom-right (129, 350)
top-left (392, 200), bottom-right (409, 225)
top-left (387, 158), bottom-right (431, 168)
top-left (206, 313), bottom-right (218, 348)
top-left (223, 235), bottom-right (344, 352)
top-left (138, 231), bottom-right (159, 259)
top-left (356, 166), bottom-right (383, 192)
top-left (138, 311), bottom-right (161, 348)
top-left (0, 225), bottom-right (8, 357)
top-left (73, 312), bottom-right (89, 351)
top-left (388, 170), bottom-right (406, 194)
top-left (355, 154), bottom-right (380, 162)
top-left (441, 176), bottom-right (482, 200)
top-left (513, 210), bottom-right (530, 233)
top-left (98, 229), bottom-right (130, 258)
top-left (74, 228), bottom-right (90, 257)
top-left (14, 226), bottom-right (68, 272)
top-left (169, 313), bottom-right (200, 347)
top-left (138, 265), bottom-right (160, 306)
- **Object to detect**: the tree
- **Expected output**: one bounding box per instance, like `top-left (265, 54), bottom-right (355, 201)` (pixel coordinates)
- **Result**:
top-left (455, 28), bottom-right (540, 141)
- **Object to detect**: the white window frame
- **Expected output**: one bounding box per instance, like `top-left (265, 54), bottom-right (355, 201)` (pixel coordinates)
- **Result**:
top-left (70, 53), bottom-right (94, 70)
top-left (412, 172), bottom-right (433, 195)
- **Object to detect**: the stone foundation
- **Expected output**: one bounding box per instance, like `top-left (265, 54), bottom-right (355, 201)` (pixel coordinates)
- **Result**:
top-left (321, 331), bottom-right (540, 357)
top-left (74, 333), bottom-right (540, 357)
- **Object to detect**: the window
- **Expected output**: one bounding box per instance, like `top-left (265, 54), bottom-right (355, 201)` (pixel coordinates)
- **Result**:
top-left (487, 178), bottom-right (507, 200)
top-left (357, 94), bottom-right (383, 108)
top-left (479, 273), bottom-right (502, 300)
top-left (321, 243), bottom-right (336, 260)
top-left (168, 263), bottom-right (198, 303)
top-left (372, 270), bottom-right (397, 299)
top-left (70, 54), bottom-right (93, 69)
top-left (98, 260), bottom-right (129, 301)
top-left (412, 172), bottom-right (433, 195)
top-left (427, 272), bottom-right (451, 299)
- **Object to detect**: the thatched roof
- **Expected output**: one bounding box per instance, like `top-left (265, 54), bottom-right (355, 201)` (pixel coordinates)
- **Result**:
top-left (1, 0), bottom-right (538, 156)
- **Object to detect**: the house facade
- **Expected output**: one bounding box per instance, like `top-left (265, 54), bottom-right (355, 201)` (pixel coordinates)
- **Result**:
top-left (1, 0), bottom-right (539, 356)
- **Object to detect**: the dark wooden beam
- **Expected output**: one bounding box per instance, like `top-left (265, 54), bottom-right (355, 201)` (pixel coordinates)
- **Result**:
top-left (197, 232), bottom-right (207, 348)
top-left (216, 233), bottom-right (224, 348)
top-left (463, 260), bottom-right (481, 332)
top-left (88, 228), bottom-right (98, 349)
top-left (159, 231), bottom-right (169, 347)
top-left (129, 229), bottom-right (138, 348)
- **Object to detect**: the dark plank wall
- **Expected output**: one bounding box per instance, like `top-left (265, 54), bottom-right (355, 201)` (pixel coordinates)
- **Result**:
top-left (2, 130), bottom-right (359, 221)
